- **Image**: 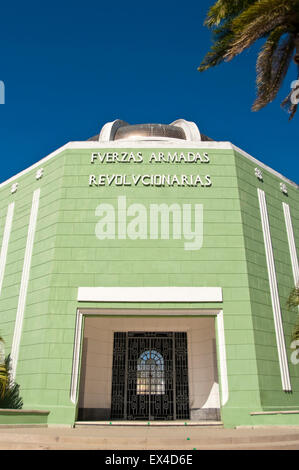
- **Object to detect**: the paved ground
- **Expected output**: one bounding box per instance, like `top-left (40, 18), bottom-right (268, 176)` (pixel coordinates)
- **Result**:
top-left (0, 424), bottom-right (299, 450)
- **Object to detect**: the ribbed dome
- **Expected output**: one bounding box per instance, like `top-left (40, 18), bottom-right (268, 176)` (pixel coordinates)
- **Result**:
top-left (87, 119), bottom-right (215, 142)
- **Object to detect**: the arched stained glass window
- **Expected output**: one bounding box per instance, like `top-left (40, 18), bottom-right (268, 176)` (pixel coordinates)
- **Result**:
top-left (137, 350), bottom-right (165, 395)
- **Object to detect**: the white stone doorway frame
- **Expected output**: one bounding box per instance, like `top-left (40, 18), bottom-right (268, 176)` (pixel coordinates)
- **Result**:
top-left (70, 287), bottom-right (229, 416)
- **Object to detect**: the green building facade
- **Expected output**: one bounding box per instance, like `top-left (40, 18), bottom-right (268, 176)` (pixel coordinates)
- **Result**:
top-left (0, 119), bottom-right (298, 428)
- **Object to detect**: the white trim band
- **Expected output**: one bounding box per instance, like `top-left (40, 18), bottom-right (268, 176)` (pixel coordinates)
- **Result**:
top-left (77, 287), bottom-right (223, 303)
top-left (11, 189), bottom-right (40, 380)
top-left (216, 310), bottom-right (229, 406)
top-left (0, 202), bottom-right (14, 296)
top-left (282, 203), bottom-right (299, 285)
top-left (257, 189), bottom-right (291, 391)
top-left (70, 310), bottom-right (84, 404)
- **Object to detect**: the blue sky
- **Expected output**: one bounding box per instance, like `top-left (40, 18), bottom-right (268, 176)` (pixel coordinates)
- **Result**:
top-left (0, 0), bottom-right (298, 184)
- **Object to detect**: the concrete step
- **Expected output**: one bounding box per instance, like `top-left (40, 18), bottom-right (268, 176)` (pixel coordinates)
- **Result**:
top-left (0, 438), bottom-right (299, 450)
top-left (1, 426), bottom-right (299, 450)
top-left (75, 420), bottom-right (224, 428)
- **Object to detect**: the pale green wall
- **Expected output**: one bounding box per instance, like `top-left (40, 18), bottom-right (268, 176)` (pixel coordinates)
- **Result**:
top-left (0, 153), bottom-right (67, 421)
top-left (234, 149), bottom-right (299, 412)
top-left (0, 145), bottom-right (298, 427)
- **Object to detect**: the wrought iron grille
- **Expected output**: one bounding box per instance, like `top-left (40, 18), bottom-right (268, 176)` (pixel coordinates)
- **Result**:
top-left (111, 332), bottom-right (189, 420)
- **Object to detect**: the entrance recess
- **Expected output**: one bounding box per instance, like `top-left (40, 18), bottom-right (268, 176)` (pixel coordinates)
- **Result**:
top-left (111, 332), bottom-right (189, 420)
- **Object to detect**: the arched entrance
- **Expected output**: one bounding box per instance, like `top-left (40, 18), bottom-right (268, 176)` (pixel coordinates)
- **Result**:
top-left (73, 311), bottom-right (227, 423)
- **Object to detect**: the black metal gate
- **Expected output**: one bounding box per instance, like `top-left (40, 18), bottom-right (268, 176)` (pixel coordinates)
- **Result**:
top-left (111, 332), bottom-right (189, 420)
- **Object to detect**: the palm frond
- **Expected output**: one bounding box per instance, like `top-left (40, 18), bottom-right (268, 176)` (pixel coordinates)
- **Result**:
top-left (0, 363), bottom-right (8, 399)
top-left (252, 26), bottom-right (289, 110)
top-left (292, 315), bottom-right (299, 342)
top-left (205, 0), bottom-right (255, 27)
top-left (0, 355), bottom-right (23, 409)
top-left (230, 0), bottom-right (293, 35)
top-left (271, 34), bottom-right (295, 93)
top-left (0, 335), bottom-right (5, 395)
top-left (198, 30), bottom-right (234, 71)
top-left (224, 0), bottom-right (293, 60)
top-left (286, 285), bottom-right (299, 342)
top-left (0, 381), bottom-right (23, 409)
top-left (287, 285), bottom-right (299, 311)
top-left (253, 32), bottom-right (295, 110)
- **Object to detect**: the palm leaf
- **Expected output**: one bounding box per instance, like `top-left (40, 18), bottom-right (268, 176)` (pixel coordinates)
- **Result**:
top-left (286, 285), bottom-right (299, 342)
top-left (205, 0), bottom-right (256, 27)
top-left (224, 0), bottom-right (293, 60)
top-left (0, 334), bottom-right (6, 397)
top-left (0, 363), bottom-right (8, 399)
top-left (253, 32), bottom-right (295, 110)
top-left (0, 381), bottom-right (23, 409)
top-left (292, 316), bottom-right (299, 342)
top-left (287, 285), bottom-right (299, 311)
top-left (198, 30), bottom-right (235, 71)
top-left (0, 355), bottom-right (23, 409)
top-left (271, 34), bottom-right (295, 93)
top-left (252, 26), bottom-right (289, 110)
